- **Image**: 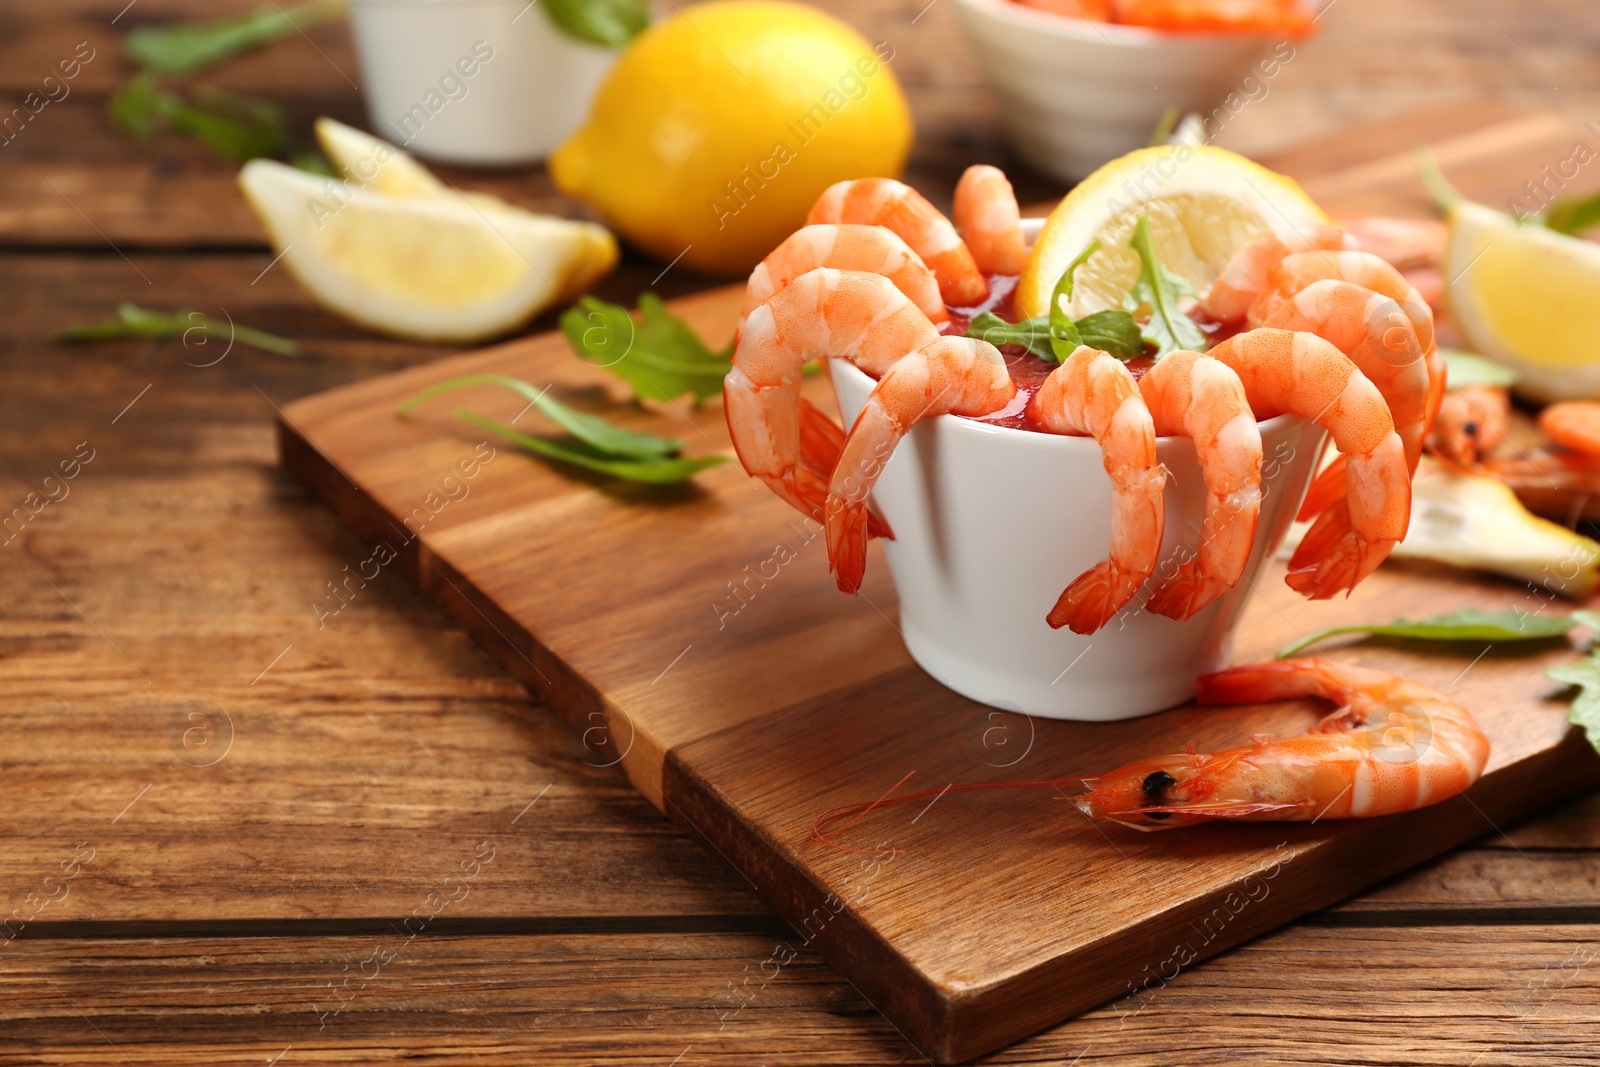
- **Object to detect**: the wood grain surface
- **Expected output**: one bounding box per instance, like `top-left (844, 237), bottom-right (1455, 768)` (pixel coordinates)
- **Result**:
top-left (6, 0), bottom-right (1600, 1063)
top-left (277, 108), bottom-right (1600, 1060)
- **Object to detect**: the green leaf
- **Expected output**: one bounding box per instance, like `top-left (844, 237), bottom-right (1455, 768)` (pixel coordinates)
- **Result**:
top-left (1414, 145), bottom-right (1462, 214)
top-left (454, 410), bottom-right (724, 484)
top-left (1074, 309), bottom-right (1144, 359)
top-left (965, 311), bottom-right (1052, 361)
top-left (1124, 216), bottom-right (1208, 358)
top-left (1047, 240), bottom-right (1099, 362)
top-left (107, 77), bottom-right (289, 163)
top-left (1440, 347), bottom-right (1517, 390)
top-left (123, 2), bottom-right (346, 74)
top-left (1276, 608), bottom-right (1575, 659)
top-left (1540, 191), bottom-right (1600, 237)
top-left (1148, 106), bottom-right (1181, 148)
top-left (561, 294), bottom-right (733, 404)
top-left (539, 0), bottom-right (649, 47)
top-left (396, 374), bottom-right (680, 460)
top-left (53, 304), bottom-right (298, 356)
top-left (1548, 652), bottom-right (1600, 754)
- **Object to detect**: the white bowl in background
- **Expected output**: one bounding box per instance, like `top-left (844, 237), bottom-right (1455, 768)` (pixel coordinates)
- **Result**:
top-left (952, 0), bottom-right (1283, 181)
top-left (348, 0), bottom-right (616, 165)
top-left (831, 358), bottom-right (1327, 721)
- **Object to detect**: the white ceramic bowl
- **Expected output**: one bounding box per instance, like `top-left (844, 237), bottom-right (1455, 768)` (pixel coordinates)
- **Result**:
top-left (831, 358), bottom-right (1328, 721)
top-left (348, 0), bottom-right (616, 165)
top-left (952, 0), bottom-right (1282, 181)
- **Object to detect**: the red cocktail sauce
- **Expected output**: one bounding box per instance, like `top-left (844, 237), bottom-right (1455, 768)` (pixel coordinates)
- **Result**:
top-left (935, 275), bottom-right (1240, 433)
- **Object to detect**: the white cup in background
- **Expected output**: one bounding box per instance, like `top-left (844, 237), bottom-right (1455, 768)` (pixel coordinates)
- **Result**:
top-left (348, 0), bottom-right (617, 165)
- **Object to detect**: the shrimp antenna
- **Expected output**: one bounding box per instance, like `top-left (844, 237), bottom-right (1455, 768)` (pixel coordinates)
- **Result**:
top-left (812, 775), bottom-right (1092, 855)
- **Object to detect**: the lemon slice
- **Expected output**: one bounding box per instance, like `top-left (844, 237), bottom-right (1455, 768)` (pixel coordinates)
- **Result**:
top-left (314, 117), bottom-right (444, 199)
top-left (1445, 200), bottom-right (1600, 403)
top-left (1016, 145), bottom-right (1329, 320)
top-left (239, 159), bottom-right (617, 343)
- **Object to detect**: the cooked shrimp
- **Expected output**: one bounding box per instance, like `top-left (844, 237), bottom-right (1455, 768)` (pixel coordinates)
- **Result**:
top-left (807, 178), bottom-right (988, 307)
top-left (1255, 249), bottom-right (1436, 355)
top-left (1540, 401), bottom-right (1600, 457)
top-left (1075, 658), bottom-right (1490, 830)
top-left (1027, 347), bottom-right (1166, 633)
top-left (1109, 0), bottom-right (1314, 33)
top-left (953, 165), bottom-right (1028, 277)
top-left (1249, 249), bottom-right (1442, 525)
top-left (1138, 350), bottom-right (1263, 621)
top-left (1336, 216), bottom-right (1447, 272)
top-left (1209, 329), bottom-right (1410, 598)
top-left (738, 224), bottom-right (947, 335)
top-left (1198, 226), bottom-right (1354, 324)
top-left (1426, 385), bottom-right (1510, 466)
top-left (1484, 450), bottom-right (1600, 524)
top-left (1251, 278), bottom-right (1430, 469)
top-left (825, 336), bottom-right (1014, 592)
top-left (727, 268), bottom-right (939, 533)
top-left (1015, 0), bottom-right (1112, 17)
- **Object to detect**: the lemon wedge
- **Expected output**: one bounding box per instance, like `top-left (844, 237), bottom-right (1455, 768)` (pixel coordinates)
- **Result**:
top-left (239, 131), bottom-right (617, 344)
top-left (313, 117), bottom-right (444, 199)
top-left (1391, 459), bottom-right (1600, 597)
top-left (1016, 145), bottom-right (1329, 319)
top-left (1445, 200), bottom-right (1600, 403)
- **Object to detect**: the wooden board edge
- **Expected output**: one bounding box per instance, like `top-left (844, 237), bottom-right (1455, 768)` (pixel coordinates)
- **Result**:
top-left (663, 720), bottom-right (1600, 1063)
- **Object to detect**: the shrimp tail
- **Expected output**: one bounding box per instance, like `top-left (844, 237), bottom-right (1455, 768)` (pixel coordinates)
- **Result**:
top-left (826, 498), bottom-right (872, 594)
top-left (798, 398), bottom-right (891, 540)
top-left (1296, 453), bottom-right (1346, 522)
top-left (1047, 559), bottom-right (1146, 634)
top-left (1143, 568), bottom-right (1228, 623)
top-left (1285, 498), bottom-right (1392, 598)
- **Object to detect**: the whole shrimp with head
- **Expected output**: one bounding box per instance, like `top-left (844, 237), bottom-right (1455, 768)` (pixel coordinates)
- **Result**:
top-left (1076, 658), bottom-right (1490, 829)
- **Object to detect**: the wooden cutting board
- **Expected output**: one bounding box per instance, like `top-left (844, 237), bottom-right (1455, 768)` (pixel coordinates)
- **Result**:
top-left (278, 106), bottom-right (1600, 1063)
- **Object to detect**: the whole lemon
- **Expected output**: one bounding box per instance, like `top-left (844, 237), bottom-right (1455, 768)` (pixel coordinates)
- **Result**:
top-left (549, 0), bottom-right (914, 275)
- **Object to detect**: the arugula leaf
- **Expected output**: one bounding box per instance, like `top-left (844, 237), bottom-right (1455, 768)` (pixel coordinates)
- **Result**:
top-left (540, 0), bottom-right (650, 47)
top-left (561, 294), bottom-right (733, 404)
top-left (53, 304), bottom-right (298, 356)
top-left (1540, 192), bottom-right (1600, 237)
top-left (963, 309), bottom-right (1141, 362)
top-left (108, 75), bottom-right (289, 163)
top-left (1277, 608), bottom-right (1575, 659)
top-left (1548, 652), bottom-right (1600, 754)
top-left (1414, 146), bottom-right (1462, 214)
top-left (965, 311), bottom-right (1052, 361)
top-left (396, 374), bottom-right (680, 460)
top-left (1124, 216), bottom-right (1209, 358)
top-left (1440, 347), bottom-right (1517, 390)
top-left (1048, 240), bottom-right (1100, 361)
top-left (124, 2), bottom-right (346, 74)
top-left (453, 410), bottom-right (724, 484)
top-left (1075, 309), bottom-right (1144, 358)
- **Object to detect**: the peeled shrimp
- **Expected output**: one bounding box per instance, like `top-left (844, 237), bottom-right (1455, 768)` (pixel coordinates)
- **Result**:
top-left (738, 224), bottom-right (947, 336)
top-left (1027, 347), bottom-right (1166, 634)
top-left (1426, 385), bottom-right (1510, 466)
top-left (1252, 278), bottom-right (1430, 469)
top-left (1198, 226), bottom-right (1354, 324)
top-left (1075, 658), bottom-right (1490, 830)
top-left (1540, 401), bottom-right (1600, 457)
top-left (807, 178), bottom-right (988, 307)
top-left (727, 268), bottom-right (939, 533)
top-left (1108, 0), bottom-right (1314, 32)
top-left (1138, 350), bottom-right (1263, 621)
top-left (1254, 250), bottom-right (1436, 357)
top-left (1337, 216), bottom-right (1447, 273)
top-left (826, 336), bottom-right (1014, 592)
top-left (1209, 329), bottom-right (1410, 599)
top-left (952, 164), bottom-right (1028, 277)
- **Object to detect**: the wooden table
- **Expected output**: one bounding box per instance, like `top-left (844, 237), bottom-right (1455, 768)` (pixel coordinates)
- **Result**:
top-left (3, 1), bottom-right (1599, 1063)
